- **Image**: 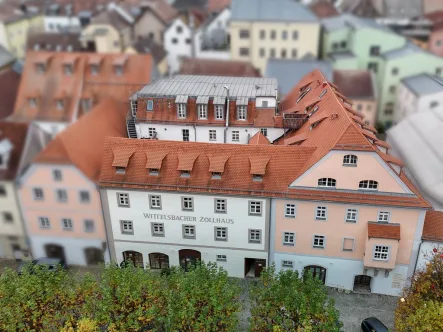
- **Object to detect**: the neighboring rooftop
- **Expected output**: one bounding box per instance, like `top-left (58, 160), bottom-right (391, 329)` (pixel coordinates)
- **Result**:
top-left (231, 0), bottom-right (318, 22)
top-left (333, 70), bottom-right (375, 99)
top-left (368, 222), bottom-right (401, 240)
top-left (0, 45), bottom-right (16, 69)
top-left (130, 36), bottom-right (167, 63)
top-left (136, 75), bottom-right (278, 99)
top-left (27, 32), bottom-right (83, 53)
top-left (34, 98), bottom-right (127, 181)
top-left (266, 58), bottom-right (333, 97)
top-left (422, 210), bottom-right (443, 241)
top-left (0, 68), bottom-right (21, 120)
top-left (327, 51), bottom-right (357, 61)
top-left (322, 13), bottom-right (392, 33)
top-left (381, 41), bottom-right (427, 60)
top-left (137, 0), bottom-right (178, 23)
top-left (0, 122), bottom-right (29, 181)
top-left (179, 57), bottom-right (260, 77)
top-left (383, 0), bottom-right (422, 19)
top-left (309, 0), bottom-right (339, 18)
top-left (90, 9), bottom-right (133, 31)
top-left (387, 108), bottom-right (443, 209)
top-left (208, 0), bottom-right (230, 13)
top-left (173, 0), bottom-right (208, 12)
top-left (401, 73), bottom-right (443, 96)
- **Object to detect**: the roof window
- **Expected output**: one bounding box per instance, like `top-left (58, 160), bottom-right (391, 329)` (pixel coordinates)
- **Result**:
top-left (296, 87), bottom-right (311, 104)
top-left (115, 167), bottom-right (126, 174)
top-left (211, 172), bottom-right (222, 180)
top-left (149, 168), bottom-right (159, 176)
top-left (319, 89), bottom-right (327, 99)
top-left (252, 174), bottom-right (263, 182)
top-left (181, 170), bottom-right (191, 178)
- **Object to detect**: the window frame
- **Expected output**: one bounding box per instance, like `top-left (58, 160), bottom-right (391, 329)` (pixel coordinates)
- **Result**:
top-left (345, 208), bottom-right (358, 223)
top-left (377, 211), bottom-right (391, 223)
top-left (260, 128), bottom-right (268, 137)
top-left (56, 189), bottom-right (68, 202)
top-left (198, 104), bottom-right (207, 119)
top-left (248, 229), bottom-right (262, 244)
top-left (239, 29), bottom-right (250, 39)
top-left (232, 131), bottom-right (240, 142)
top-left (285, 203), bottom-right (296, 218)
top-left (373, 245), bottom-right (390, 261)
top-left (149, 195), bottom-right (162, 210)
top-left (342, 237), bottom-right (355, 252)
top-left (182, 129), bottom-right (190, 141)
top-left (182, 224), bottom-right (196, 239)
top-left (214, 227), bottom-right (228, 241)
top-left (315, 206), bottom-right (327, 221)
top-left (359, 180), bottom-right (379, 190)
top-left (61, 218), bottom-right (73, 231)
top-left (249, 201), bottom-right (262, 216)
top-left (33, 187), bottom-right (44, 201)
top-left (317, 178), bottom-right (336, 188)
top-left (239, 47), bottom-right (249, 56)
top-left (120, 220), bottom-right (134, 235)
top-left (214, 198), bottom-right (227, 213)
top-left (215, 104), bottom-right (224, 120)
top-left (151, 222), bottom-right (165, 237)
top-left (283, 232), bottom-right (295, 246)
top-left (209, 130), bottom-right (217, 141)
top-left (312, 235), bottom-right (325, 249)
top-left (117, 192), bottom-right (130, 207)
top-left (39, 216), bottom-right (50, 229)
top-left (177, 103), bottom-right (187, 118)
top-left (216, 254), bottom-right (227, 262)
top-left (343, 154), bottom-right (358, 166)
top-left (147, 100), bottom-right (154, 111)
top-left (237, 105), bottom-right (247, 120)
top-left (181, 196), bottom-right (194, 211)
top-left (282, 260), bottom-right (294, 268)
top-left (52, 169), bottom-right (62, 181)
top-left (84, 219), bottom-right (95, 233)
top-left (3, 212), bottom-right (13, 223)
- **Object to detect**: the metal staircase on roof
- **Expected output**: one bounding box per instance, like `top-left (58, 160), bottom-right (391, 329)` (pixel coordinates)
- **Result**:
top-left (126, 113), bottom-right (137, 139)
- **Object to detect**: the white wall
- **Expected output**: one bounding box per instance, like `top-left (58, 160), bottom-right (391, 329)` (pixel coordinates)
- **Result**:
top-left (416, 241), bottom-right (443, 271)
top-left (164, 19), bottom-right (192, 74)
top-left (35, 121), bottom-right (69, 137)
top-left (136, 123), bottom-right (284, 144)
top-left (0, 181), bottom-right (25, 238)
top-left (44, 16), bottom-right (81, 32)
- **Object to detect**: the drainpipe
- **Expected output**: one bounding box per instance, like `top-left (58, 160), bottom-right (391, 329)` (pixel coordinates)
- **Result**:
top-left (223, 86), bottom-right (229, 143)
top-left (193, 124), bottom-right (197, 141)
top-left (413, 240), bottom-right (423, 274)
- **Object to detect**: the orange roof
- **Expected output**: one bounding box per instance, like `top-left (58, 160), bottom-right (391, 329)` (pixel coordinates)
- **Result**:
top-left (112, 148), bottom-right (136, 168)
top-left (422, 211), bottom-right (443, 241)
top-left (368, 222), bottom-right (401, 240)
top-left (179, 57), bottom-right (260, 77)
top-left (177, 152), bottom-right (200, 171)
top-left (249, 132), bottom-right (270, 145)
top-left (377, 151), bottom-right (404, 167)
top-left (249, 155), bottom-right (271, 175)
top-left (34, 98), bottom-right (127, 181)
top-left (285, 132), bottom-right (307, 145)
top-left (145, 150), bottom-right (168, 170)
top-left (10, 51), bottom-right (154, 123)
top-left (208, 154), bottom-right (231, 173)
top-left (375, 139), bottom-right (390, 150)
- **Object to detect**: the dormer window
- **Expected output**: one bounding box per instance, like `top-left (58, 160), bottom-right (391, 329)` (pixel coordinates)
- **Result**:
top-left (90, 64), bottom-right (99, 75)
top-left (211, 172), bottom-right (222, 179)
top-left (177, 103), bottom-right (187, 118)
top-left (359, 180), bottom-right (378, 190)
top-left (318, 178), bottom-right (336, 188)
top-left (28, 98), bottom-right (37, 108)
top-left (237, 105), bottom-right (247, 120)
top-left (308, 105), bottom-right (319, 117)
top-left (114, 65), bottom-right (123, 76)
top-left (319, 89), bottom-right (327, 99)
top-left (343, 154), bottom-right (358, 166)
top-left (215, 105), bottom-right (224, 120)
top-left (56, 99), bottom-right (65, 110)
top-left (198, 104), bottom-right (207, 119)
top-left (116, 167), bottom-right (126, 174)
top-left (64, 64), bottom-right (73, 75)
top-left (36, 63), bottom-right (45, 74)
top-left (181, 170), bottom-right (190, 178)
top-left (149, 168), bottom-right (159, 176)
top-left (296, 87), bottom-right (311, 103)
top-left (252, 174), bottom-right (263, 182)
top-left (82, 98), bottom-right (92, 112)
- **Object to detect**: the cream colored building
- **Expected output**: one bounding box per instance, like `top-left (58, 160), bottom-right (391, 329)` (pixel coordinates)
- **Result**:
top-left (230, 0), bottom-right (320, 74)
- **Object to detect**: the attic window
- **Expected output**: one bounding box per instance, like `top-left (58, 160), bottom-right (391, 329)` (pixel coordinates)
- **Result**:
top-left (308, 105), bottom-right (319, 117)
top-left (181, 170), bottom-right (191, 178)
top-left (28, 98), bottom-right (37, 108)
top-left (90, 64), bottom-right (99, 75)
top-left (319, 89), bottom-right (327, 99)
top-left (252, 174), bottom-right (263, 182)
top-left (296, 87), bottom-right (311, 104)
top-left (114, 65), bottom-right (123, 76)
top-left (82, 98), bottom-right (92, 112)
top-left (56, 99), bottom-right (65, 110)
top-left (36, 63), bottom-right (45, 73)
top-left (149, 168), bottom-right (159, 176)
top-left (64, 64), bottom-right (73, 75)
top-left (211, 172), bottom-right (222, 179)
top-left (116, 167), bottom-right (126, 174)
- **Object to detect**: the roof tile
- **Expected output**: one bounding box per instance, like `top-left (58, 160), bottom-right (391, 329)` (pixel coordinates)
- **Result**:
top-left (368, 222), bottom-right (401, 240)
top-left (422, 211), bottom-right (443, 241)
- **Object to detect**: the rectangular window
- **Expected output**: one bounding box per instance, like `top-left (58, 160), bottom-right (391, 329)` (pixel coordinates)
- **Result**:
top-left (232, 131), bottom-right (240, 141)
top-left (52, 169), bottom-right (62, 181)
top-left (215, 227), bottom-right (227, 241)
top-left (181, 170), bottom-right (191, 178)
top-left (367, 62), bottom-right (378, 73)
top-left (182, 197), bottom-right (194, 211)
top-left (283, 232), bottom-right (295, 246)
top-left (3, 212), bottom-right (13, 223)
top-left (147, 100), bottom-right (154, 111)
top-left (239, 47), bottom-right (249, 56)
top-left (209, 130), bottom-right (217, 141)
top-left (259, 48), bottom-right (265, 57)
top-left (285, 204), bottom-right (296, 218)
top-left (291, 49), bottom-right (297, 58)
top-left (260, 128), bottom-right (268, 136)
top-left (292, 30), bottom-right (298, 40)
top-left (216, 254), bottom-right (227, 262)
top-left (151, 222), bottom-right (164, 236)
top-left (61, 218), bottom-right (73, 231)
top-left (56, 189), bottom-right (68, 202)
top-left (120, 220), bottom-right (134, 234)
top-left (270, 48), bottom-right (276, 58)
top-left (345, 209), bottom-right (357, 223)
top-left (249, 229), bottom-right (261, 243)
top-left (282, 260), bottom-right (293, 268)
top-left (249, 201), bottom-right (262, 216)
top-left (281, 31), bottom-right (287, 40)
top-left (80, 191), bottom-right (90, 203)
top-left (313, 235), bottom-right (325, 249)
top-left (177, 103), bottom-right (187, 118)
top-left (84, 219), bottom-right (95, 233)
top-left (148, 128), bottom-right (156, 138)
top-left (392, 67), bottom-right (398, 75)
top-left (39, 217), bottom-right (50, 228)
top-left (315, 206), bottom-right (327, 220)
top-left (370, 45), bottom-right (380, 56)
top-left (378, 211), bottom-right (390, 223)
top-left (0, 185), bottom-right (6, 196)
top-left (198, 104), bottom-right (207, 119)
top-left (237, 105), bottom-right (247, 120)
top-left (270, 30), bottom-right (276, 40)
top-left (117, 193), bottom-right (130, 207)
top-left (183, 225), bottom-right (196, 239)
top-left (239, 29), bottom-right (249, 39)
top-left (259, 30), bottom-right (265, 39)
top-left (215, 199), bottom-right (226, 213)
top-left (373, 245), bottom-right (389, 260)
top-left (182, 129), bottom-right (190, 141)
top-left (342, 238), bottom-right (354, 252)
top-left (215, 105), bottom-right (224, 119)
top-left (33, 187), bottom-right (44, 200)
top-left (389, 85), bottom-right (396, 94)
top-left (149, 195), bottom-right (162, 209)
top-left (212, 172), bottom-right (222, 179)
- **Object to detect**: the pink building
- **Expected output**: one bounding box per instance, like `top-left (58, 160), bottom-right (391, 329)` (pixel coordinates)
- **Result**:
top-left (271, 70), bottom-right (430, 296)
top-left (18, 98), bottom-right (127, 266)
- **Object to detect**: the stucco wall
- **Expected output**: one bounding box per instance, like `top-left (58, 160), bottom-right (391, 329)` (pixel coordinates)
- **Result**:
top-left (352, 98), bottom-right (377, 126)
top-left (133, 11), bottom-right (165, 45)
top-left (81, 24), bottom-right (122, 53)
top-left (164, 19), bottom-right (192, 73)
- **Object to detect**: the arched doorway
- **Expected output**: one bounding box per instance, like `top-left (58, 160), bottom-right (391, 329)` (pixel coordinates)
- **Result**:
top-left (84, 247), bottom-right (104, 265)
top-left (149, 253), bottom-right (170, 269)
top-left (353, 275), bottom-right (372, 293)
top-left (179, 249), bottom-right (201, 271)
top-left (304, 265), bottom-right (327, 284)
top-left (44, 244), bottom-right (66, 262)
top-left (122, 251), bottom-right (144, 267)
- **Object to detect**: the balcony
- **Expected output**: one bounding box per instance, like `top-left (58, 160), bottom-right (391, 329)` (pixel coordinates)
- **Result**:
top-left (283, 113), bottom-right (308, 130)
top-left (363, 222), bottom-right (400, 270)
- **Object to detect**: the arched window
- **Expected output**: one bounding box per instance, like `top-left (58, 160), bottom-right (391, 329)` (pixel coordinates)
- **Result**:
top-left (318, 178), bottom-right (336, 187)
top-left (359, 180), bottom-right (378, 190)
top-left (343, 154), bottom-right (358, 166)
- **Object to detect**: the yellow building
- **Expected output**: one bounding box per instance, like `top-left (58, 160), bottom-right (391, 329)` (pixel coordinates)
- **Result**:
top-left (230, 0), bottom-right (320, 74)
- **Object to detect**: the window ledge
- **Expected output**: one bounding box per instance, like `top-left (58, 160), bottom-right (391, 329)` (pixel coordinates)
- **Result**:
top-left (284, 215), bottom-right (296, 218)
top-left (342, 164), bottom-right (357, 167)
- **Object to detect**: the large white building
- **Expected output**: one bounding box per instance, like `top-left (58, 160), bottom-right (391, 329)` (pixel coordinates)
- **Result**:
top-left (128, 75), bottom-right (285, 144)
top-left (164, 18), bottom-right (193, 74)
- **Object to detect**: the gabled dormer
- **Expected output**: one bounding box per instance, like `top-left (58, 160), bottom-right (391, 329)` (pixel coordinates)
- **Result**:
top-left (34, 54), bottom-right (52, 74)
top-left (62, 55), bottom-right (78, 75)
top-left (113, 55), bottom-right (128, 76)
top-left (0, 139), bottom-right (13, 170)
top-left (88, 55), bottom-right (103, 75)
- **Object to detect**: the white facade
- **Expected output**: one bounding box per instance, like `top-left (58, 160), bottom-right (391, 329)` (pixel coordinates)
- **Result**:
top-left (103, 189), bottom-right (270, 278)
top-left (136, 123), bottom-right (284, 144)
top-left (34, 121), bottom-right (69, 137)
top-left (416, 240), bottom-right (443, 272)
top-left (164, 18), bottom-right (192, 74)
top-left (44, 16), bottom-right (81, 32)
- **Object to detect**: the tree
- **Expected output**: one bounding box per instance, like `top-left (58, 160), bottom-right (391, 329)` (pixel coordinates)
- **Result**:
top-left (249, 266), bottom-right (342, 332)
top-left (395, 247), bottom-right (443, 332)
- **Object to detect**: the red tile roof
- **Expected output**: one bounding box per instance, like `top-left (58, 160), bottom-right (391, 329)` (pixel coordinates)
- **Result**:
top-left (138, 0), bottom-right (179, 23)
top-left (249, 132), bottom-right (270, 145)
top-left (309, 0), bottom-right (339, 18)
top-left (207, 0), bottom-right (230, 13)
top-left (0, 122), bottom-right (29, 181)
top-left (10, 51), bottom-right (154, 123)
top-left (179, 57), bottom-right (260, 77)
top-left (333, 70), bottom-right (375, 99)
top-left (34, 98), bottom-right (127, 181)
top-left (422, 211), bottom-right (443, 241)
top-left (368, 222), bottom-right (401, 240)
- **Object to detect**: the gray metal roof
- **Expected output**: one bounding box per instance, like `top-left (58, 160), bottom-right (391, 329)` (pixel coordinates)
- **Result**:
top-left (387, 108), bottom-right (443, 209)
top-left (383, 0), bottom-right (422, 19)
top-left (328, 51), bottom-right (357, 60)
top-left (231, 0), bottom-right (318, 22)
top-left (402, 74), bottom-right (443, 96)
top-left (265, 59), bottom-right (333, 97)
top-left (137, 75), bottom-right (278, 100)
top-left (322, 13), bottom-right (393, 34)
top-left (381, 41), bottom-right (421, 60)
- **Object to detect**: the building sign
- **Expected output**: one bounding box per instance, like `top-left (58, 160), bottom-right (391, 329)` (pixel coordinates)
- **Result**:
top-left (143, 213), bottom-right (234, 224)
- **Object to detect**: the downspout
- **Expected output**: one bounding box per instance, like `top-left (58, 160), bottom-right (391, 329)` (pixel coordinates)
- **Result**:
top-left (413, 240), bottom-right (423, 274)
top-left (223, 86), bottom-right (229, 143)
top-left (193, 124), bottom-right (197, 142)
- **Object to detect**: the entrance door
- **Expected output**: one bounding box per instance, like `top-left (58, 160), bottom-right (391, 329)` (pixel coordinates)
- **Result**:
top-left (353, 275), bottom-right (372, 293)
top-left (149, 253), bottom-right (170, 269)
top-left (244, 258), bottom-right (266, 278)
top-left (84, 247), bottom-right (104, 265)
top-left (44, 244), bottom-right (66, 262)
top-left (179, 249), bottom-right (201, 271)
top-left (122, 251), bottom-right (144, 267)
top-left (304, 265), bottom-right (327, 284)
